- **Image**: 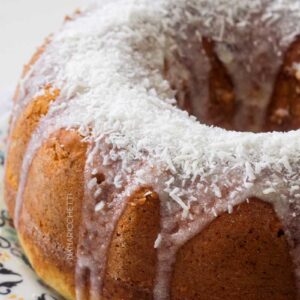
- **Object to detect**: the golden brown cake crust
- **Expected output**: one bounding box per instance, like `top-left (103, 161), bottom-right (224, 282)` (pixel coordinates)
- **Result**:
top-left (266, 38), bottom-right (300, 131)
top-left (172, 199), bottom-right (296, 300)
top-left (18, 129), bottom-right (86, 299)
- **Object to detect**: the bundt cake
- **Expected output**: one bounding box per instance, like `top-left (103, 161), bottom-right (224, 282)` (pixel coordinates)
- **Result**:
top-left (4, 0), bottom-right (300, 299)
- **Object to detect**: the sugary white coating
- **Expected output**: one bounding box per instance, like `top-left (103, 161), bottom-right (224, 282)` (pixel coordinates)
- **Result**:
top-left (11, 0), bottom-right (300, 299)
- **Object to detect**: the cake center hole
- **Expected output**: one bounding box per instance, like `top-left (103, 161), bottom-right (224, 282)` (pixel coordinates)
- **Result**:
top-left (164, 37), bottom-right (300, 132)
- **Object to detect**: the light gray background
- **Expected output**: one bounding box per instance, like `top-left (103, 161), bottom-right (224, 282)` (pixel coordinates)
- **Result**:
top-left (0, 0), bottom-right (87, 90)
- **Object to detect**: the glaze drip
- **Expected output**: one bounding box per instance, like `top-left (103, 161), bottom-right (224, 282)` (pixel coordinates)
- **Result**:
top-left (76, 142), bottom-right (128, 299)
